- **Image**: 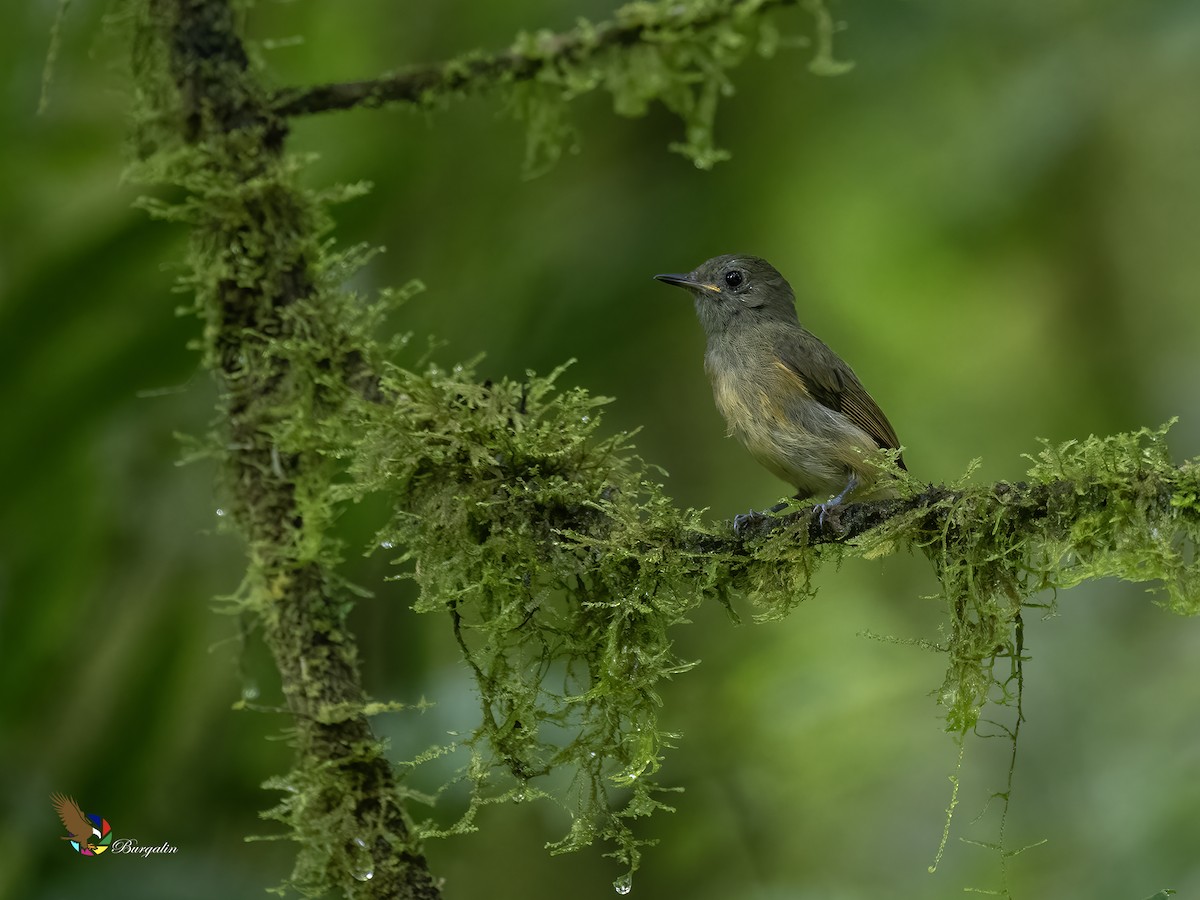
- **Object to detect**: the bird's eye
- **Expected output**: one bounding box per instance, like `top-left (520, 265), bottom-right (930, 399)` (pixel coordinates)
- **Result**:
top-left (724, 269), bottom-right (745, 289)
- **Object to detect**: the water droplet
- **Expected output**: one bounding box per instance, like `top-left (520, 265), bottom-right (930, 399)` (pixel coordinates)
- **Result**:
top-left (350, 837), bottom-right (374, 882)
top-left (215, 508), bottom-right (226, 517)
top-left (241, 681), bottom-right (259, 701)
top-left (581, 415), bottom-right (590, 423)
top-left (453, 364), bottom-right (464, 374)
top-left (613, 873), bottom-right (632, 895)
top-left (380, 540), bottom-right (395, 549)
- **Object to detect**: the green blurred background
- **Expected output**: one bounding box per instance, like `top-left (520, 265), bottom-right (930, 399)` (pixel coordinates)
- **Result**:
top-left (4, 1), bottom-right (1200, 897)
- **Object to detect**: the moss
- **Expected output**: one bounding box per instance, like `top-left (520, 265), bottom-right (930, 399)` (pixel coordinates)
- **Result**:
top-left (336, 362), bottom-right (719, 870)
top-left (342, 334), bottom-right (1200, 873)
top-left (500, 0), bottom-right (851, 173)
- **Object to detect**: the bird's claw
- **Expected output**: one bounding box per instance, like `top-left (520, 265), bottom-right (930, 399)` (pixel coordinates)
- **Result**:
top-left (813, 474), bottom-right (856, 531)
top-left (733, 509), bottom-right (766, 535)
top-left (813, 499), bottom-right (844, 531)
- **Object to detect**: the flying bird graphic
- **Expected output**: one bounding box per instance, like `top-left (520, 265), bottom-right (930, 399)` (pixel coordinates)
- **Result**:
top-left (51, 793), bottom-right (97, 851)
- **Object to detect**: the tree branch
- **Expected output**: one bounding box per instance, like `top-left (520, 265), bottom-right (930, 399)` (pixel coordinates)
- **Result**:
top-left (690, 479), bottom-right (1089, 550)
top-left (140, 1), bottom-right (441, 896)
top-left (270, 0), bottom-right (795, 118)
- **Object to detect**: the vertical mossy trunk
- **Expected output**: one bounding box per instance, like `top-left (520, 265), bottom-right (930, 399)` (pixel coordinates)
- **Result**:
top-left (135, 1), bottom-right (440, 896)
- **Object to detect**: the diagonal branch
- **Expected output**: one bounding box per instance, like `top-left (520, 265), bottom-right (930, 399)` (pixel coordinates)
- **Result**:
top-left (688, 474), bottom-right (1182, 554)
top-left (690, 481), bottom-right (1050, 551)
top-left (271, 0), bottom-right (795, 117)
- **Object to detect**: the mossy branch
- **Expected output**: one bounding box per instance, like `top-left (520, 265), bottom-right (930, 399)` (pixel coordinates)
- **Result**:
top-left (694, 474), bottom-right (1183, 553)
top-left (268, 0), bottom-right (851, 171)
top-left (347, 358), bottom-right (1199, 875)
top-left (271, 0), bottom-right (797, 118)
top-left (131, 0), bottom-right (439, 897)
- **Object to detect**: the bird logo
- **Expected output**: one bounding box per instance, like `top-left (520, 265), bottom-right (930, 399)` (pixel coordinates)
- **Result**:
top-left (50, 793), bottom-right (112, 856)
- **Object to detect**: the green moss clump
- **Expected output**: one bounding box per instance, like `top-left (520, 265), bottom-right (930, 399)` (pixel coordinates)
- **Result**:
top-left (341, 362), bottom-right (749, 870)
top-left (344, 322), bottom-right (1200, 870)
top-left (502, 0), bottom-right (851, 173)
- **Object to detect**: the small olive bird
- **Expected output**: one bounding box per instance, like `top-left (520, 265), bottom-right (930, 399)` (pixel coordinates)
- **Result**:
top-left (655, 254), bottom-right (905, 526)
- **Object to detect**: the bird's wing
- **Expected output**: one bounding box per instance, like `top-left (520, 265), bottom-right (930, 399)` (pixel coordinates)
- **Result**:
top-left (774, 333), bottom-right (906, 469)
top-left (51, 793), bottom-right (93, 839)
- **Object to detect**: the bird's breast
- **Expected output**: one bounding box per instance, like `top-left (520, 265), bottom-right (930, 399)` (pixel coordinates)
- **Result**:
top-left (703, 348), bottom-right (879, 497)
top-left (705, 356), bottom-right (800, 468)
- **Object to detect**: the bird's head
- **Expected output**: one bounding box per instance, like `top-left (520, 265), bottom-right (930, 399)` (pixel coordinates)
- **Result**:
top-left (654, 254), bottom-right (797, 336)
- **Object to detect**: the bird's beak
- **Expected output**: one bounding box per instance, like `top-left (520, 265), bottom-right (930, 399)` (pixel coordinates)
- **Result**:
top-left (653, 273), bottom-right (722, 293)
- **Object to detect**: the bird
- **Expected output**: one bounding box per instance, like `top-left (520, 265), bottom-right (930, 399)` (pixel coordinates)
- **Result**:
top-left (654, 253), bottom-right (905, 528)
top-left (51, 793), bottom-right (98, 852)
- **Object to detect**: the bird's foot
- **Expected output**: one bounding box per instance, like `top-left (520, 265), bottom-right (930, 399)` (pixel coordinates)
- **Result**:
top-left (813, 474), bottom-right (858, 530)
top-left (813, 498), bottom-right (845, 531)
top-left (733, 509), bottom-right (768, 535)
top-left (735, 498), bottom-right (804, 535)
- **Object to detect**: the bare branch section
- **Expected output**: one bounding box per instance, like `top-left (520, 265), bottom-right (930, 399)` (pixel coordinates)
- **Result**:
top-left (690, 493), bottom-right (916, 550)
top-left (141, 1), bottom-right (440, 897)
top-left (271, 0), bottom-right (794, 117)
top-left (695, 474), bottom-right (1185, 554)
top-left (692, 482), bottom-right (1040, 550)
